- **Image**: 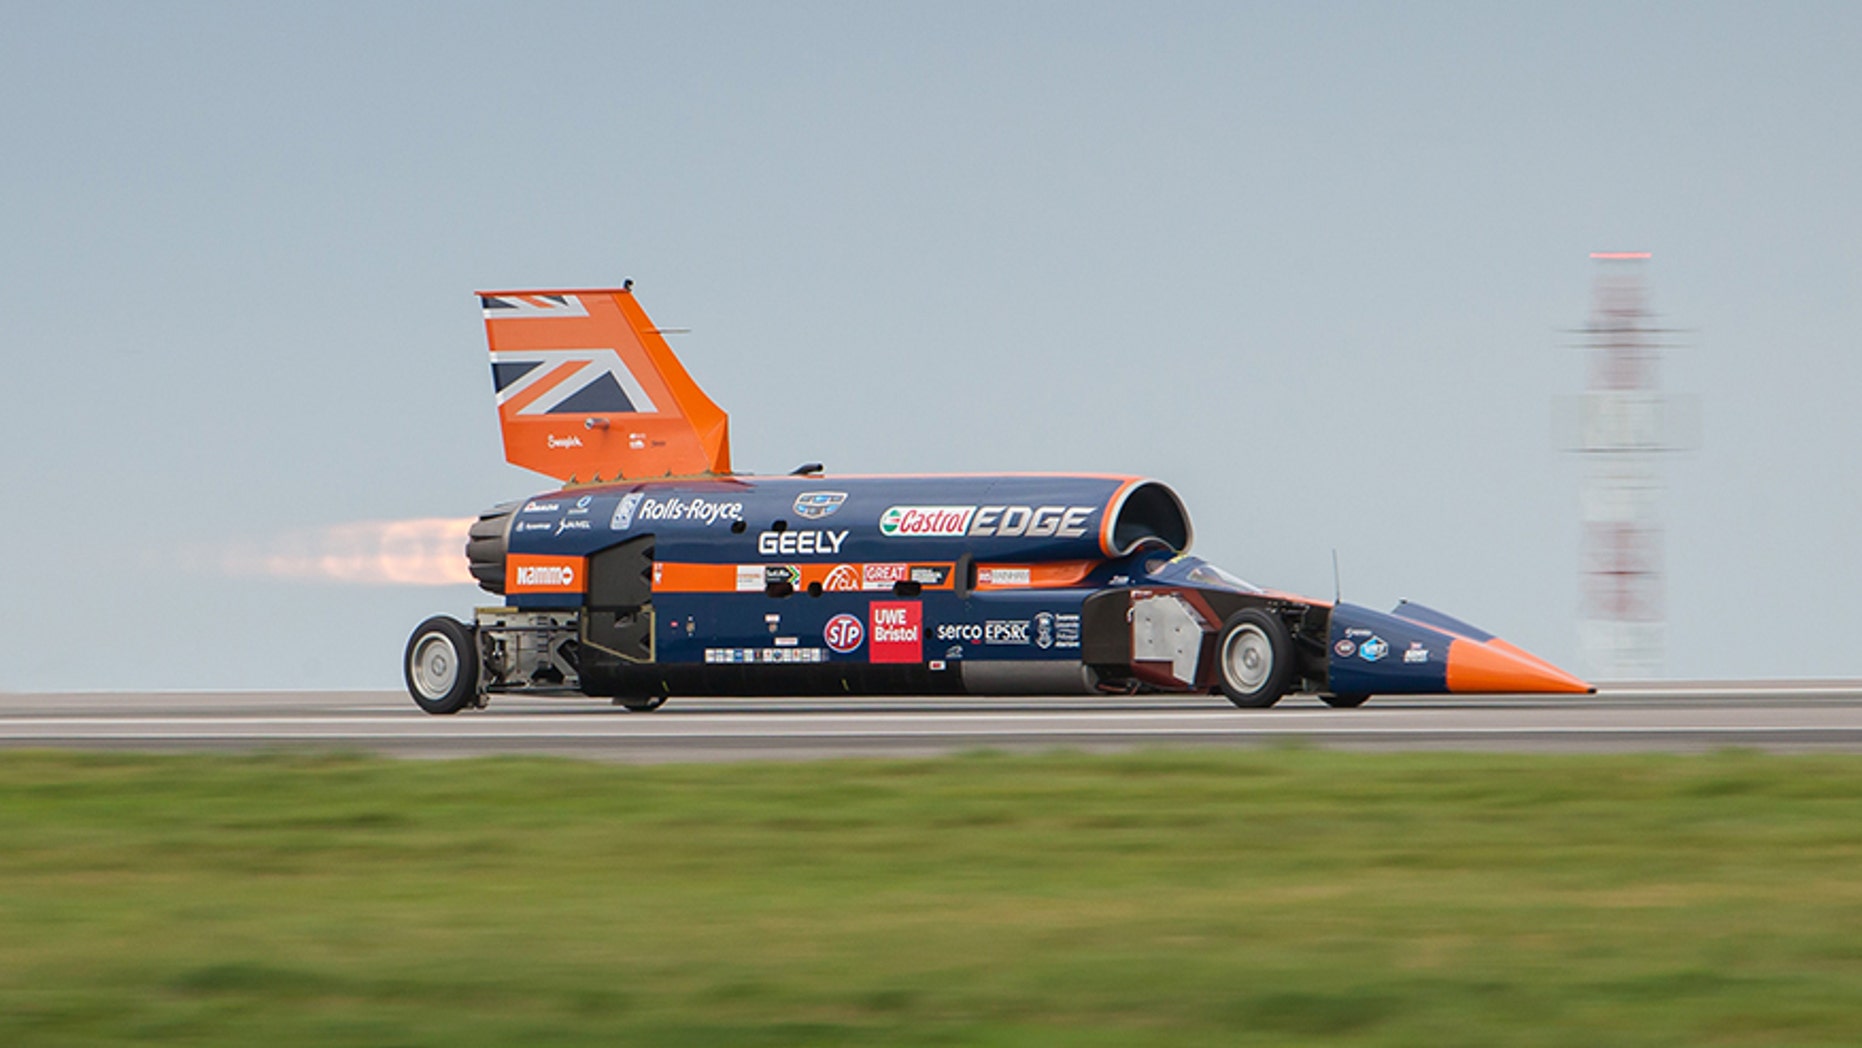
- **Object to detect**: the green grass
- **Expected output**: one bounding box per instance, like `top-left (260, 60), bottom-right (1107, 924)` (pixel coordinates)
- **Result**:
top-left (1, 748), bottom-right (1859, 1046)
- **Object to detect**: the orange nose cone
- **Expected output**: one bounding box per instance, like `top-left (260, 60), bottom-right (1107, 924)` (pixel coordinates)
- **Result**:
top-left (1445, 638), bottom-right (1594, 694)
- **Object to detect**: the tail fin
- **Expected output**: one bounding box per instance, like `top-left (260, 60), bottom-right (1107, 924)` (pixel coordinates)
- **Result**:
top-left (477, 287), bottom-right (731, 483)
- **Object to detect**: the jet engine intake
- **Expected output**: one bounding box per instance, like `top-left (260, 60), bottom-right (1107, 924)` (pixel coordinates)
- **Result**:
top-left (467, 500), bottom-right (518, 594)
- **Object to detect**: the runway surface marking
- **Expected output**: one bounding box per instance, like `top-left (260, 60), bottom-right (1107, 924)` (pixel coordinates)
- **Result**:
top-left (4, 685), bottom-right (1861, 757)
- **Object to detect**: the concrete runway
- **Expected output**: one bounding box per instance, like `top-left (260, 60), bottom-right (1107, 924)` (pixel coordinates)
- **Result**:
top-left (3, 682), bottom-right (1862, 760)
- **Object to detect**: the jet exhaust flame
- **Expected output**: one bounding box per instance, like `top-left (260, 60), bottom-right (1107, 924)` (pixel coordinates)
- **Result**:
top-left (223, 518), bottom-right (474, 586)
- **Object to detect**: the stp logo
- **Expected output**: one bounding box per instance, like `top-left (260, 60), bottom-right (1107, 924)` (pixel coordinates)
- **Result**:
top-left (824, 614), bottom-right (865, 653)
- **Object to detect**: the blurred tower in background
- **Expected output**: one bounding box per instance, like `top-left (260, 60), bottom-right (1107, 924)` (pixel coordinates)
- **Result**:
top-left (1574, 253), bottom-right (1674, 680)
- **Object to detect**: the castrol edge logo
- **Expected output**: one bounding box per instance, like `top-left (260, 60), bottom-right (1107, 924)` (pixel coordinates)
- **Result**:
top-left (878, 504), bottom-right (1095, 539)
top-left (879, 505), bottom-right (974, 537)
top-left (506, 554), bottom-right (586, 593)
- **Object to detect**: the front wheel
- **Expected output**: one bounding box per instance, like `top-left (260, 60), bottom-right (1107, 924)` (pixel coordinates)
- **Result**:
top-left (1320, 692), bottom-right (1370, 708)
top-left (614, 695), bottom-right (668, 712)
top-left (1217, 609), bottom-right (1294, 709)
top-left (404, 616), bottom-right (479, 715)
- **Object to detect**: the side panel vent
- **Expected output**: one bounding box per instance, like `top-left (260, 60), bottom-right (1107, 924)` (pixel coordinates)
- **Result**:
top-left (588, 535), bottom-right (655, 608)
top-left (583, 535), bottom-right (656, 663)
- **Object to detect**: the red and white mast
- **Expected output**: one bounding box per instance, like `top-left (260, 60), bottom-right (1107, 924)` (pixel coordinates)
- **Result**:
top-left (1575, 252), bottom-right (1672, 680)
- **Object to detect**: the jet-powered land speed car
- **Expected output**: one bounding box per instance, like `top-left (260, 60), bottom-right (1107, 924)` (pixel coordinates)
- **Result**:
top-left (404, 285), bottom-right (1591, 713)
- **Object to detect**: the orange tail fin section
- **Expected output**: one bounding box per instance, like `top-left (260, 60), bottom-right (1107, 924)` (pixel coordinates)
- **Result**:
top-left (478, 287), bottom-right (731, 483)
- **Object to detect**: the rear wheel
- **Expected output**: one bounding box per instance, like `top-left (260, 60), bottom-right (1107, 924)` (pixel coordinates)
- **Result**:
top-left (1217, 609), bottom-right (1293, 709)
top-left (615, 695), bottom-right (668, 712)
top-left (405, 616), bottom-right (478, 715)
top-left (1320, 692), bottom-right (1370, 708)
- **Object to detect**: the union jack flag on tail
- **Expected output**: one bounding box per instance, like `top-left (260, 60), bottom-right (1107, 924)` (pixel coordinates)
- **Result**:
top-left (477, 288), bottom-right (731, 483)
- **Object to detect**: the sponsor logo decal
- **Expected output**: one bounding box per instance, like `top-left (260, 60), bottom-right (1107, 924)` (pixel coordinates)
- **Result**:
top-left (824, 614), bottom-right (865, 653)
top-left (908, 564), bottom-right (951, 586)
top-left (863, 563), bottom-right (909, 590)
top-left (1032, 612), bottom-right (1056, 650)
top-left (1404, 643), bottom-right (1430, 664)
top-left (823, 564), bottom-right (861, 592)
top-left (978, 566), bottom-right (1031, 587)
top-left (879, 505), bottom-right (976, 537)
top-left (546, 434), bottom-right (585, 449)
top-left (869, 601), bottom-right (923, 663)
top-left (1358, 636), bottom-right (1389, 662)
top-left (984, 620), bottom-right (1030, 645)
top-left (515, 520), bottom-right (553, 533)
top-left (704, 648), bottom-right (826, 664)
top-left (1055, 613), bottom-right (1081, 649)
top-left (938, 615), bottom-right (1065, 646)
top-left (793, 491), bottom-right (847, 520)
top-left (724, 565), bottom-right (804, 592)
top-left (1334, 638), bottom-right (1357, 657)
top-left (506, 555), bottom-right (585, 593)
top-left (877, 504), bottom-right (1097, 539)
top-left (521, 501), bottom-right (561, 515)
top-left (1344, 627), bottom-right (1375, 639)
top-left (967, 505), bottom-right (1095, 539)
top-left (757, 529), bottom-right (849, 556)
top-left (610, 491), bottom-right (644, 530)
top-left (554, 518), bottom-right (593, 535)
top-left (517, 565), bottom-right (575, 587)
top-left (636, 497), bottom-right (744, 526)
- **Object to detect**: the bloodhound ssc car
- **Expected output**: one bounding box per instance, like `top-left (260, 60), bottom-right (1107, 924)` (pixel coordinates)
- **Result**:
top-left (403, 285), bottom-right (1590, 713)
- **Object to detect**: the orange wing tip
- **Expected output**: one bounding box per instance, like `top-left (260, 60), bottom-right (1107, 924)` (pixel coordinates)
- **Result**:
top-left (1445, 638), bottom-right (1593, 694)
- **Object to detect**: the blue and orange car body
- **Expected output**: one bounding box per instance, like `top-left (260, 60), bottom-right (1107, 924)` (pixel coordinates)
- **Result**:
top-left (403, 285), bottom-right (1590, 712)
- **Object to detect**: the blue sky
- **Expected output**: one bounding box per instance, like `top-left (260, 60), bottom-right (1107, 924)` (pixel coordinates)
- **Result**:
top-left (3, 2), bottom-right (1858, 688)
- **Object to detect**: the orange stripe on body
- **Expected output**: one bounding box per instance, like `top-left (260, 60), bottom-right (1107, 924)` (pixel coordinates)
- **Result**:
top-left (651, 562), bottom-right (740, 593)
top-left (974, 560), bottom-right (1099, 591)
top-left (653, 562), bottom-right (959, 594)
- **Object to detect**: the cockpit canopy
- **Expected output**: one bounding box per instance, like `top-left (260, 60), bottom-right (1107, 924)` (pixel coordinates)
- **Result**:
top-left (1141, 553), bottom-right (1261, 594)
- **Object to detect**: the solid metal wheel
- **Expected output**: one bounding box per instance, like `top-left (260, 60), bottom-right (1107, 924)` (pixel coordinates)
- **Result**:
top-left (410, 635), bottom-right (458, 698)
top-left (1217, 609), bottom-right (1293, 709)
top-left (1224, 625), bottom-right (1273, 692)
top-left (404, 616), bottom-right (478, 715)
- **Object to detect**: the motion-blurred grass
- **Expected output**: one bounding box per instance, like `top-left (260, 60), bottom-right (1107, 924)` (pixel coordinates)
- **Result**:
top-left (1, 747), bottom-right (1858, 1046)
